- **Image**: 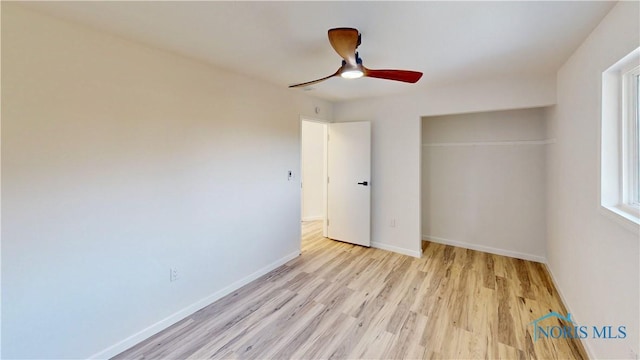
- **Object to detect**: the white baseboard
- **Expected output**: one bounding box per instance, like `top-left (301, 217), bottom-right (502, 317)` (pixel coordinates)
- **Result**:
top-left (422, 234), bottom-right (546, 263)
top-left (302, 215), bottom-right (324, 221)
top-left (371, 241), bottom-right (422, 258)
top-left (89, 251), bottom-right (301, 359)
top-left (544, 263), bottom-right (596, 359)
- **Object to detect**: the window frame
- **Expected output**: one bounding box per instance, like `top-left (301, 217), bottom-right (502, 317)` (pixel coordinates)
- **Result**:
top-left (600, 47), bottom-right (640, 231)
top-left (621, 65), bottom-right (640, 212)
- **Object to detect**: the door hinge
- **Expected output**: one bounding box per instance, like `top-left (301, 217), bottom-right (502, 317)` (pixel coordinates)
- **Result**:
top-left (327, 219), bottom-right (329, 226)
top-left (327, 134), bottom-right (330, 141)
top-left (327, 177), bottom-right (330, 183)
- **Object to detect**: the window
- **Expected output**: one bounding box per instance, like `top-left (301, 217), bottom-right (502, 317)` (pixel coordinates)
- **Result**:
top-left (601, 48), bottom-right (640, 229)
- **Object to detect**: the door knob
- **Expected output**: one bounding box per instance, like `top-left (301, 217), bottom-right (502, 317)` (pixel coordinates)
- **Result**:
top-left (357, 181), bottom-right (368, 186)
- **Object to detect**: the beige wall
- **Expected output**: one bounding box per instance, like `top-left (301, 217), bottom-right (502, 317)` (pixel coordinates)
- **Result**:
top-left (1, 4), bottom-right (331, 358)
top-left (334, 75), bottom-right (556, 257)
top-left (422, 108), bottom-right (548, 261)
top-left (547, 2), bottom-right (639, 358)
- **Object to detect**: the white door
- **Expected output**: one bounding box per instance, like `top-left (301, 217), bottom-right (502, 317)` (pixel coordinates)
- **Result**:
top-left (327, 121), bottom-right (371, 247)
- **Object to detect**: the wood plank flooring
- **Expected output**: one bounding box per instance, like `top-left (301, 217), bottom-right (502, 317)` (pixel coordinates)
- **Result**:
top-left (114, 221), bottom-right (588, 359)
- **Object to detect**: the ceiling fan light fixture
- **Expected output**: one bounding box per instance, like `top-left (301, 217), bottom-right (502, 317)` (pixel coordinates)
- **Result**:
top-left (341, 68), bottom-right (364, 79)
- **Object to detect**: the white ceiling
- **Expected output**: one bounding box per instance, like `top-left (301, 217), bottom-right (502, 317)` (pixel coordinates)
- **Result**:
top-left (23, 1), bottom-right (615, 102)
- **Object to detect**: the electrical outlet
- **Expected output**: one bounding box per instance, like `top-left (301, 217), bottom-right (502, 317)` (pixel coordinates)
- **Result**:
top-left (390, 219), bottom-right (396, 228)
top-left (170, 268), bottom-right (178, 282)
top-left (630, 348), bottom-right (638, 360)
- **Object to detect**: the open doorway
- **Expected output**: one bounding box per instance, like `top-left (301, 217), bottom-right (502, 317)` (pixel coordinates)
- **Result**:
top-left (301, 119), bottom-right (328, 248)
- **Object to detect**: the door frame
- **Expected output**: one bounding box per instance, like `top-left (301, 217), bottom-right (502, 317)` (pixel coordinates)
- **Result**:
top-left (300, 116), bottom-right (329, 238)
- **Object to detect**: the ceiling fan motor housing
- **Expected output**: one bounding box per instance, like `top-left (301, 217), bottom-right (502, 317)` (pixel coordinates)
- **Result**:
top-left (341, 54), bottom-right (363, 67)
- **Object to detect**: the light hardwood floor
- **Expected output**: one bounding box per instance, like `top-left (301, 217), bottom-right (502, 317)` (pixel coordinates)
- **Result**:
top-left (114, 221), bottom-right (587, 359)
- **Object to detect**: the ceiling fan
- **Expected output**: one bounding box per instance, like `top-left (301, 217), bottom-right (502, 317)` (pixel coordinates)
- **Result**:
top-left (289, 27), bottom-right (423, 88)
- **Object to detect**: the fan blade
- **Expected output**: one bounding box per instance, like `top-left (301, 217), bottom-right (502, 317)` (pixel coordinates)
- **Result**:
top-left (363, 67), bottom-right (423, 83)
top-left (328, 28), bottom-right (360, 65)
top-left (289, 68), bottom-right (341, 88)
